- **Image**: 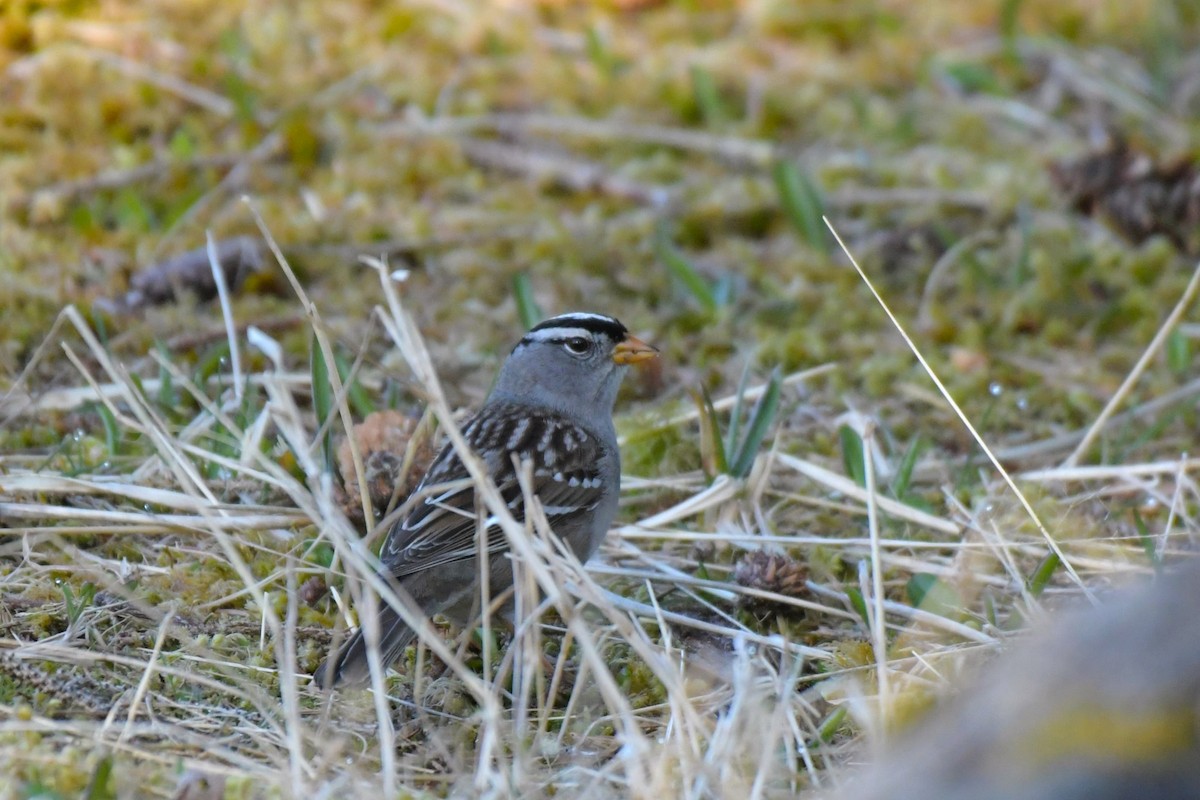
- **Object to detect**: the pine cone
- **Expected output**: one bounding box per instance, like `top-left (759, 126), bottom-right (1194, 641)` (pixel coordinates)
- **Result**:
top-left (336, 410), bottom-right (436, 525)
top-left (1047, 138), bottom-right (1135, 214)
top-left (733, 550), bottom-right (808, 610)
top-left (1049, 138), bottom-right (1200, 255)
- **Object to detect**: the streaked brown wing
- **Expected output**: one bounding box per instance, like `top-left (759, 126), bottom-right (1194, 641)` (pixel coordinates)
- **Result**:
top-left (379, 404), bottom-right (607, 579)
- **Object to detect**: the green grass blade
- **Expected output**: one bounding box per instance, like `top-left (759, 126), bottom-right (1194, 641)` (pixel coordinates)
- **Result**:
top-left (1166, 328), bottom-right (1190, 377)
top-left (61, 583), bottom-right (78, 625)
top-left (839, 424), bottom-right (867, 488)
top-left (1132, 508), bottom-right (1162, 574)
top-left (194, 342), bottom-right (231, 388)
top-left (690, 385), bottom-right (728, 479)
top-left (585, 26), bottom-right (617, 78)
top-left (1026, 551), bottom-right (1061, 597)
top-left (730, 367), bottom-right (781, 478)
top-left (725, 360), bottom-right (753, 461)
top-left (773, 161), bottom-right (828, 255)
top-left (905, 572), bottom-right (963, 618)
top-left (655, 224), bottom-right (718, 314)
top-left (92, 401), bottom-right (121, 458)
top-left (845, 585), bottom-right (870, 627)
top-left (512, 272), bottom-right (544, 330)
top-left (91, 306), bottom-right (110, 351)
top-left (333, 350), bottom-right (376, 417)
top-left (999, 0), bottom-right (1024, 61)
top-left (1012, 201), bottom-right (1033, 284)
top-left (814, 706), bottom-right (848, 745)
top-left (906, 572), bottom-right (937, 607)
top-left (62, 582), bottom-right (95, 628)
top-left (689, 65), bottom-right (725, 126)
top-left (84, 754), bottom-right (115, 800)
top-left (891, 433), bottom-right (927, 499)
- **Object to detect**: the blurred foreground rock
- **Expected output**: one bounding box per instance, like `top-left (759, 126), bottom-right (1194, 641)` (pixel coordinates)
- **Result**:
top-left (838, 561), bottom-right (1200, 800)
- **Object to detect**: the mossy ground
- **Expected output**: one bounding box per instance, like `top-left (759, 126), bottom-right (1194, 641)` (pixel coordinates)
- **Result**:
top-left (2, 1), bottom-right (1199, 798)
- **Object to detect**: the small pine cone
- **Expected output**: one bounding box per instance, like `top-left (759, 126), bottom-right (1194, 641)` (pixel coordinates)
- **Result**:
top-left (337, 410), bottom-right (436, 525)
top-left (1049, 138), bottom-right (1200, 255)
top-left (299, 575), bottom-right (328, 607)
top-left (1047, 139), bottom-right (1134, 214)
top-left (734, 550), bottom-right (808, 610)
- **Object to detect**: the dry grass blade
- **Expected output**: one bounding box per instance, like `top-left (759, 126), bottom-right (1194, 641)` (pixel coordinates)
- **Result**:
top-left (1062, 258), bottom-right (1200, 467)
top-left (0, 372), bottom-right (314, 417)
top-left (823, 217), bottom-right (1093, 600)
top-left (776, 454), bottom-right (959, 535)
top-left (0, 473), bottom-right (299, 516)
top-left (376, 111), bottom-right (777, 166)
top-left (1020, 458), bottom-right (1200, 482)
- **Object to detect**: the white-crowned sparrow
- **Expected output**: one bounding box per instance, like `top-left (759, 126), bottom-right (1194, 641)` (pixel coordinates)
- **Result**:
top-left (314, 312), bottom-right (658, 687)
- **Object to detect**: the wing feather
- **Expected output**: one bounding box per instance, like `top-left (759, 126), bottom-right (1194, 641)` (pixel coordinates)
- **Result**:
top-left (379, 404), bottom-right (607, 579)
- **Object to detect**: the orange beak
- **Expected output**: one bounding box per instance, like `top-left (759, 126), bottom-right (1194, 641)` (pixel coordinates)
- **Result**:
top-left (612, 334), bottom-right (659, 365)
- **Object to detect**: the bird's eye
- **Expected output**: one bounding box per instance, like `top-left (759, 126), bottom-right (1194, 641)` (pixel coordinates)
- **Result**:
top-left (563, 337), bottom-right (591, 355)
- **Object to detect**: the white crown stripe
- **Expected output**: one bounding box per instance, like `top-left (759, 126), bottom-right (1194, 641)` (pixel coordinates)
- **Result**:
top-left (543, 312), bottom-right (619, 325)
top-left (522, 327), bottom-right (598, 343)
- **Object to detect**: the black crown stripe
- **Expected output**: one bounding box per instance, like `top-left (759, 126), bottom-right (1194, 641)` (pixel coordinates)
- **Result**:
top-left (528, 313), bottom-right (627, 339)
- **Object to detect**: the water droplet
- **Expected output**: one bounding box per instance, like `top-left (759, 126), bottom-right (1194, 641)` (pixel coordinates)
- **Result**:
top-left (1016, 395), bottom-right (1029, 410)
top-left (988, 382), bottom-right (1002, 397)
top-left (72, 429), bottom-right (84, 442)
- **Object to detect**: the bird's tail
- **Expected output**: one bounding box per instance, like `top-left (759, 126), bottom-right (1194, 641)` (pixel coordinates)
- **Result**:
top-left (312, 604), bottom-right (416, 688)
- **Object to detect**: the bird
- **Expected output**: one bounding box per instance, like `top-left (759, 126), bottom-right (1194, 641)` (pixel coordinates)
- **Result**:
top-left (314, 312), bottom-right (658, 688)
